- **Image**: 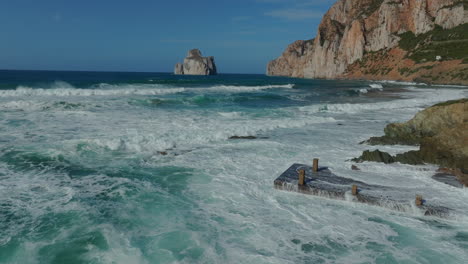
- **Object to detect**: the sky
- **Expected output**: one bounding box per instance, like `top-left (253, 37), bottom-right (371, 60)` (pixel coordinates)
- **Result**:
top-left (0, 0), bottom-right (336, 74)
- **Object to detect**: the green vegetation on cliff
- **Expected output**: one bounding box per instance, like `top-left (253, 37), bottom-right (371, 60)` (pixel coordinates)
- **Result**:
top-left (399, 24), bottom-right (468, 63)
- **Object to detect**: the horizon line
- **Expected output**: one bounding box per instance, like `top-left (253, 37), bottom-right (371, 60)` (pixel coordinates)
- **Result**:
top-left (0, 68), bottom-right (266, 75)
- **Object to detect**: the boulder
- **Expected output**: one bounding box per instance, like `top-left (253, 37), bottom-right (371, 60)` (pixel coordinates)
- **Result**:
top-left (352, 149), bottom-right (395, 164)
top-left (357, 98), bottom-right (468, 183)
top-left (364, 98), bottom-right (467, 145)
top-left (174, 49), bottom-right (217, 75)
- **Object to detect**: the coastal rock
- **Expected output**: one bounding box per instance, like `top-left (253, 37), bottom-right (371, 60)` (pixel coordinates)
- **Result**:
top-left (267, 0), bottom-right (468, 84)
top-left (174, 63), bottom-right (184, 75)
top-left (435, 4), bottom-right (465, 29)
top-left (358, 99), bottom-right (468, 184)
top-left (352, 149), bottom-right (395, 164)
top-left (174, 49), bottom-right (217, 75)
top-left (353, 148), bottom-right (425, 165)
top-left (434, 168), bottom-right (468, 187)
top-left (419, 123), bottom-right (468, 172)
top-left (365, 98), bottom-right (467, 145)
top-left (266, 40), bottom-right (314, 78)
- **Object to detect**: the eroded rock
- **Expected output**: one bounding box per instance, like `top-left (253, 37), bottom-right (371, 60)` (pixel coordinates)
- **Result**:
top-left (174, 49), bottom-right (217, 75)
top-left (267, 0), bottom-right (467, 84)
top-left (364, 98), bottom-right (468, 145)
top-left (356, 99), bottom-right (467, 185)
top-left (352, 149), bottom-right (395, 164)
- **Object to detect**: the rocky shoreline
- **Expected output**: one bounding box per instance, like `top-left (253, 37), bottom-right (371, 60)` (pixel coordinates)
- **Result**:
top-left (354, 98), bottom-right (468, 187)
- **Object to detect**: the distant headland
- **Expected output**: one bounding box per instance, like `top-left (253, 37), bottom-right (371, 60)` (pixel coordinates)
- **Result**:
top-left (267, 0), bottom-right (468, 85)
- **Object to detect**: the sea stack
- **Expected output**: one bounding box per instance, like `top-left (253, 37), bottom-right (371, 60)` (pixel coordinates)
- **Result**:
top-left (174, 49), bottom-right (217, 75)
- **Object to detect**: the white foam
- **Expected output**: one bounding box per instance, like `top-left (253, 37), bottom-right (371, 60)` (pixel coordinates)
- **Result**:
top-left (0, 85), bottom-right (186, 98)
top-left (300, 87), bottom-right (466, 114)
top-left (202, 84), bottom-right (294, 93)
top-left (369, 83), bottom-right (384, 90)
top-left (377, 80), bottom-right (428, 86)
top-left (0, 100), bottom-right (47, 111)
top-left (0, 82), bottom-right (294, 98)
top-left (359, 88), bottom-right (369, 94)
top-left (2, 78), bottom-right (468, 263)
top-left (218, 112), bottom-right (242, 118)
top-left (77, 114), bottom-right (336, 154)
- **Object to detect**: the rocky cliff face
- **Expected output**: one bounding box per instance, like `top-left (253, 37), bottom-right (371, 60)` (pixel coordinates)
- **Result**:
top-left (174, 49), bottom-right (217, 75)
top-left (267, 0), bottom-right (468, 84)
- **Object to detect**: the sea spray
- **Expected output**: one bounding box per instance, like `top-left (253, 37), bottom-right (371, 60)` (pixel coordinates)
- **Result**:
top-left (1, 71), bottom-right (467, 263)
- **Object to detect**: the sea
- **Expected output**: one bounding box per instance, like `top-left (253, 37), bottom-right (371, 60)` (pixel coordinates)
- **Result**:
top-left (0, 70), bottom-right (467, 264)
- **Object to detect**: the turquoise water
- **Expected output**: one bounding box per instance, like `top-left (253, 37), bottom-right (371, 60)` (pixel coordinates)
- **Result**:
top-left (0, 70), bottom-right (467, 263)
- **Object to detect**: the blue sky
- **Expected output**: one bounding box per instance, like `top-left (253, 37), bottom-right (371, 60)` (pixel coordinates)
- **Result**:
top-left (0, 0), bottom-right (335, 73)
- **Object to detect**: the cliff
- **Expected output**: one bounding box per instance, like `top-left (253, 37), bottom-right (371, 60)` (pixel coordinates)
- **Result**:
top-left (267, 0), bottom-right (468, 85)
top-left (174, 49), bottom-right (217, 75)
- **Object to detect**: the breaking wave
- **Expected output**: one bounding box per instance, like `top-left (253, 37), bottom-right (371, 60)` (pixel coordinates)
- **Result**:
top-left (0, 81), bottom-right (294, 98)
top-left (301, 87), bottom-right (467, 114)
top-left (377, 80), bottom-right (428, 86)
top-left (359, 83), bottom-right (384, 94)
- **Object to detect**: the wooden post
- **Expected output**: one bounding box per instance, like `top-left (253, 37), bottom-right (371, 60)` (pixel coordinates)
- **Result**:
top-left (415, 195), bottom-right (423, 206)
top-left (313, 158), bottom-right (319, 172)
top-left (352, 185), bottom-right (358, 196)
top-left (298, 169), bottom-right (305, 186)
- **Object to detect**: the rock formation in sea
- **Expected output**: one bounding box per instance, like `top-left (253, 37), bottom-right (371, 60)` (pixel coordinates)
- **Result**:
top-left (355, 98), bottom-right (468, 186)
top-left (174, 49), bottom-right (217, 75)
top-left (267, 0), bottom-right (468, 85)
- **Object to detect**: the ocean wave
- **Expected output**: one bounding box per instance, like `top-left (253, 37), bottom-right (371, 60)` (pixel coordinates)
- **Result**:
top-left (300, 88), bottom-right (466, 114)
top-left (0, 100), bottom-right (47, 111)
top-left (202, 84), bottom-right (294, 93)
top-left (369, 84), bottom-right (384, 90)
top-left (377, 80), bottom-right (428, 86)
top-left (0, 99), bottom-right (96, 112)
top-left (0, 85), bottom-right (186, 98)
top-left (357, 83), bottom-right (384, 94)
top-left (76, 115), bottom-right (336, 154)
top-left (0, 81), bottom-right (294, 98)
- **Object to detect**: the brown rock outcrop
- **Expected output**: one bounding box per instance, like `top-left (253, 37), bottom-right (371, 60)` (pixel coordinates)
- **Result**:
top-left (267, 0), bottom-right (468, 84)
top-left (360, 99), bottom-right (468, 184)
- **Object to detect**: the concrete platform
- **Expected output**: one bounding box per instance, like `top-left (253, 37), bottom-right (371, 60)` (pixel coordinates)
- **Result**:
top-left (274, 163), bottom-right (451, 218)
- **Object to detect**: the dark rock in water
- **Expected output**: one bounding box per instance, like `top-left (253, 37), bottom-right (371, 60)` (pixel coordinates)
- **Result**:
top-left (351, 165), bottom-right (360, 171)
top-left (291, 239), bottom-right (301, 245)
top-left (394, 150), bottom-right (425, 165)
top-left (432, 172), bottom-right (464, 188)
top-left (434, 168), bottom-right (468, 187)
top-left (229, 136), bottom-right (257, 140)
top-left (353, 149), bottom-right (425, 165)
top-left (158, 151), bottom-right (168, 156)
top-left (353, 149), bottom-right (395, 164)
top-left (361, 135), bottom-right (419, 146)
